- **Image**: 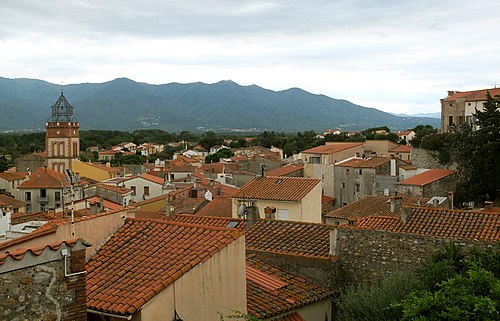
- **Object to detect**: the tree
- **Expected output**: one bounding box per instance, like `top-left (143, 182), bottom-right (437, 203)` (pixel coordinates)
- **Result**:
top-left (0, 156), bottom-right (12, 172)
top-left (410, 125), bottom-right (438, 147)
top-left (198, 131), bottom-right (223, 150)
top-left (205, 148), bottom-right (233, 163)
top-left (449, 91), bottom-right (500, 202)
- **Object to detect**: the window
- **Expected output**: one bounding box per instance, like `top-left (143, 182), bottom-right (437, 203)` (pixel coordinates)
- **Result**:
top-left (309, 156), bottom-right (320, 164)
top-left (277, 209), bottom-right (289, 220)
top-left (131, 186), bottom-right (136, 195)
top-left (359, 169), bottom-right (362, 175)
top-left (458, 116), bottom-right (464, 125)
top-left (25, 192), bottom-right (31, 201)
top-left (342, 183), bottom-right (345, 188)
top-left (55, 191), bottom-right (61, 202)
top-left (144, 186), bottom-right (150, 196)
top-left (448, 115), bottom-right (453, 126)
top-left (40, 189), bottom-right (47, 198)
top-left (345, 169), bottom-right (349, 175)
top-left (355, 183), bottom-right (360, 192)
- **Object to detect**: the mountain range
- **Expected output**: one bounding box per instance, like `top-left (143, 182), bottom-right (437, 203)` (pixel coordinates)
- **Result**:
top-left (0, 77), bottom-right (440, 132)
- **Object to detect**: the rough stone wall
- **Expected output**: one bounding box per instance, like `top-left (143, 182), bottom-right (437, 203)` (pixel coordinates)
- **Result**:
top-left (334, 228), bottom-right (493, 286)
top-left (411, 148), bottom-right (456, 170)
top-left (0, 248), bottom-right (87, 321)
top-left (304, 163), bottom-right (335, 197)
top-left (423, 174), bottom-right (457, 198)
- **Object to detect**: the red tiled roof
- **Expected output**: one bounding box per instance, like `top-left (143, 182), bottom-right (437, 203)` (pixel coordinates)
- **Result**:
top-left (0, 171), bottom-right (27, 181)
top-left (11, 211), bottom-right (51, 225)
top-left (246, 256), bottom-right (333, 319)
top-left (232, 177), bottom-right (320, 202)
top-left (0, 194), bottom-right (25, 209)
top-left (138, 173), bottom-right (165, 185)
top-left (390, 145), bottom-right (412, 153)
top-left (302, 142), bottom-right (363, 155)
top-left (443, 88), bottom-right (500, 102)
top-left (336, 157), bottom-right (390, 168)
top-left (396, 130), bottom-right (414, 136)
top-left (397, 169), bottom-right (456, 186)
top-left (80, 197), bottom-right (124, 211)
top-left (169, 214), bottom-right (245, 229)
top-left (168, 164), bottom-right (196, 173)
top-left (134, 209), bottom-right (166, 220)
top-left (0, 239), bottom-right (87, 265)
top-left (171, 197), bottom-right (207, 214)
top-left (86, 219), bottom-right (243, 316)
top-left (88, 163), bottom-right (123, 174)
top-left (97, 183), bottom-right (132, 195)
top-left (324, 195), bottom-right (428, 221)
top-left (353, 206), bottom-right (500, 242)
top-left (195, 197), bottom-right (233, 218)
top-left (322, 195), bottom-right (335, 203)
top-left (265, 164), bottom-right (304, 177)
top-left (246, 219), bottom-right (331, 259)
top-left (277, 312), bottom-right (306, 321)
top-left (18, 167), bottom-right (70, 189)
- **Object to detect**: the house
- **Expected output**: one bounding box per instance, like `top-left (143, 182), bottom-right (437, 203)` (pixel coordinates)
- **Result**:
top-left (396, 169), bottom-right (457, 198)
top-left (232, 177), bottom-right (322, 223)
top-left (86, 218), bottom-right (246, 321)
top-left (334, 157), bottom-right (406, 206)
top-left (389, 144), bottom-right (412, 162)
top-left (118, 173), bottom-right (165, 202)
top-left (195, 197), bottom-right (233, 218)
top-left (17, 167), bottom-right (81, 213)
top-left (72, 161), bottom-right (123, 182)
top-left (0, 194), bottom-right (25, 214)
top-left (265, 164), bottom-right (304, 178)
top-left (209, 144), bottom-right (229, 155)
top-left (98, 149), bottom-right (135, 161)
top-left (395, 130), bottom-right (416, 144)
top-left (324, 195), bottom-right (429, 225)
top-left (363, 140), bottom-right (399, 158)
top-left (83, 183), bottom-right (133, 207)
top-left (301, 142), bottom-right (364, 165)
top-left (167, 164), bottom-right (196, 181)
top-left (0, 171), bottom-right (28, 199)
top-left (441, 88), bottom-right (500, 133)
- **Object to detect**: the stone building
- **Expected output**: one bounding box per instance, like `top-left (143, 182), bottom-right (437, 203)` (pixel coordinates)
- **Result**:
top-left (440, 87), bottom-right (500, 133)
top-left (396, 169), bottom-right (456, 198)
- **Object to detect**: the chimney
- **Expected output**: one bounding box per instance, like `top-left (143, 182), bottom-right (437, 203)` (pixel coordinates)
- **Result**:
top-left (484, 201), bottom-right (493, 209)
top-left (432, 198), bottom-right (439, 207)
top-left (264, 206), bottom-right (276, 219)
top-left (400, 207), bottom-right (411, 222)
top-left (245, 203), bottom-right (260, 228)
top-left (90, 201), bottom-right (98, 215)
top-left (390, 157), bottom-right (396, 176)
top-left (390, 196), bottom-right (403, 213)
top-left (329, 228), bottom-right (338, 256)
top-left (447, 91), bottom-right (455, 97)
top-left (448, 191), bottom-right (454, 210)
top-left (261, 164), bottom-right (266, 178)
top-left (99, 197), bottom-right (104, 213)
top-left (106, 162), bottom-right (111, 168)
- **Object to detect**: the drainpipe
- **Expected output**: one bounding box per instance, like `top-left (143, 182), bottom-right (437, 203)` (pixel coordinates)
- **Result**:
top-left (61, 248), bottom-right (87, 277)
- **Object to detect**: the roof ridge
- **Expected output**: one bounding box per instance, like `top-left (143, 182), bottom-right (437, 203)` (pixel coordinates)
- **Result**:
top-left (126, 217), bottom-right (244, 233)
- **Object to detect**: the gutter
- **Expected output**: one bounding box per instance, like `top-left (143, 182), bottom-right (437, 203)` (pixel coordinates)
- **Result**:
top-left (87, 309), bottom-right (133, 320)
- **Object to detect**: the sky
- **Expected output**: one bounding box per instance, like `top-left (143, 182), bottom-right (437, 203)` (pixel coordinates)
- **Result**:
top-left (1, 0), bottom-right (499, 115)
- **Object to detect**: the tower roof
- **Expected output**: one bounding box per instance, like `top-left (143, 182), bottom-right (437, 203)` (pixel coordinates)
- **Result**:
top-left (50, 92), bottom-right (75, 122)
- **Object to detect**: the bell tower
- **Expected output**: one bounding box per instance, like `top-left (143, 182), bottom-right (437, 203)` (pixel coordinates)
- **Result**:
top-left (45, 91), bottom-right (80, 173)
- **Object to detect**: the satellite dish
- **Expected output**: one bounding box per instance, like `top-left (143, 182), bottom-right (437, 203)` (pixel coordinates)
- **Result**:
top-left (237, 204), bottom-right (247, 217)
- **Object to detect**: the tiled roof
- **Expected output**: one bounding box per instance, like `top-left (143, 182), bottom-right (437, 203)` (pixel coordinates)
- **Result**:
top-left (396, 130), bottom-right (414, 136)
top-left (246, 219), bottom-right (331, 259)
top-left (389, 145), bottom-right (412, 153)
top-left (324, 195), bottom-right (428, 221)
top-left (88, 162), bottom-right (123, 174)
top-left (397, 169), bottom-right (456, 186)
top-left (18, 167), bottom-right (70, 189)
top-left (97, 183), bottom-right (132, 194)
top-left (11, 211), bottom-right (51, 225)
top-left (265, 164), bottom-right (304, 177)
top-left (138, 173), bottom-right (165, 185)
top-left (0, 239), bottom-right (88, 265)
top-left (232, 177), bottom-right (320, 202)
top-left (171, 197), bottom-right (207, 214)
top-left (0, 171), bottom-right (27, 181)
top-left (444, 88), bottom-right (500, 102)
top-left (195, 197), bottom-right (233, 218)
top-left (277, 312), bottom-right (306, 321)
top-left (302, 142), bottom-right (363, 155)
top-left (169, 214), bottom-right (245, 229)
top-left (246, 256), bottom-right (333, 319)
top-left (134, 209), bottom-right (166, 220)
top-left (353, 206), bottom-right (500, 242)
top-left (81, 197), bottom-right (124, 211)
top-left (336, 157), bottom-right (390, 168)
top-left (168, 164), bottom-right (196, 173)
top-left (86, 219), bottom-right (242, 316)
top-left (0, 194), bottom-right (25, 209)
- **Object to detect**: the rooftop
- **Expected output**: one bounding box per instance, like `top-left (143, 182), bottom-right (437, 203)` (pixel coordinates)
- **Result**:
top-left (0, 171), bottom-right (27, 182)
top-left (86, 218), bottom-right (242, 316)
top-left (195, 197), bottom-right (233, 218)
top-left (443, 88), bottom-right (500, 102)
top-left (246, 219), bottom-right (331, 259)
top-left (336, 156), bottom-right (391, 168)
top-left (302, 142), bottom-right (363, 155)
top-left (232, 177), bottom-right (320, 202)
top-left (397, 169), bottom-right (456, 186)
top-left (265, 164), bottom-right (304, 177)
top-left (18, 167), bottom-right (70, 189)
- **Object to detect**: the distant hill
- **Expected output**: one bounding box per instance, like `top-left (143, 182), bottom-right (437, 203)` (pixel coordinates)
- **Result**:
top-left (0, 77), bottom-right (440, 132)
top-left (395, 112), bottom-right (441, 119)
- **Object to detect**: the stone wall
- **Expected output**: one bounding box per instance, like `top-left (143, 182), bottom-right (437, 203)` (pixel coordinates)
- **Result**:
top-left (0, 243), bottom-right (87, 321)
top-left (411, 148), bottom-right (456, 170)
top-left (333, 227), bottom-right (493, 286)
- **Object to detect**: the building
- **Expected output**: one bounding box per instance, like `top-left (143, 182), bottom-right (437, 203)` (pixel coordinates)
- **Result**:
top-left (396, 169), bottom-right (457, 198)
top-left (45, 92), bottom-right (80, 172)
top-left (395, 130), bottom-right (416, 144)
top-left (117, 173), bottom-right (165, 202)
top-left (301, 142), bottom-right (364, 165)
top-left (86, 219), bottom-right (246, 321)
top-left (232, 177), bottom-right (322, 223)
top-left (334, 157), bottom-right (406, 206)
top-left (0, 171), bottom-right (28, 199)
top-left (72, 161), bottom-right (123, 182)
top-left (441, 88), bottom-right (500, 133)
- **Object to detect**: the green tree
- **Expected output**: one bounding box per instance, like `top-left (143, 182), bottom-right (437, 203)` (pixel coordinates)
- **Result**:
top-left (0, 156), bottom-right (12, 172)
top-left (205, 148), bottom-right (233, 163)
top-left (410, 125), bottom-right (438, 147)
top-left (198, 131), bottom-right (223, 150)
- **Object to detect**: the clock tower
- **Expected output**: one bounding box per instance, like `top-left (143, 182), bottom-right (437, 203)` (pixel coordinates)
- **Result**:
top-left (45, 92), bottom-right (80, 172)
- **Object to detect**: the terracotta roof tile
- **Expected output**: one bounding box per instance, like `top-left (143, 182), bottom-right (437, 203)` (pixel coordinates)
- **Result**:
top-left (17, 167), bottom-right (70, 189)
top-left (86, 219), bottom-right (242, 316)
top-left (0, 239), bottom-right (87, 265)
top-left (170, 197), bottom-right (207, 215)
top-left (302, 142), bottom-right (363, 155)
top-left (246, 257), bottom-right (333, 318)
top-left (97, 183), bottom-right (132, 195)
top-left (324, 195), bottom-right (428, 221)
top-left (265, 164), bottom-right (304, 177)
top-left (138, 173), bottom-right (165, 185)
top-left (195, 197), bottom-right (233, 218)
top-left (10, 211), bottom-right (51, 225)
top-left (232, 177), bottom-right (320, 202)
top-left (389, 145), bottom-right (412, 153)
top-left (0, 171), bottom-right (27, 181)
top-left (0, 194), bottom-right (25, 209)
top-left (246, 219), bottom-right (331, 258)
top-left (168, 164), bottom-right (196, 173)
top-left (352, 206), bottom-right (500, 242)
top-left (277, 312), bottom-right (306, 321)
top-left (444, 88), bottom-right (500, 102)
top-left (336, 156), bottom-right (390, 168)
top-left (397, 169), bottom-right (456, 186)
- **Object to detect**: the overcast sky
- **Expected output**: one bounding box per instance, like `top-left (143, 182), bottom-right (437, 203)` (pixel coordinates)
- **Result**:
top-left (1, 0), bottom-right (499, 114)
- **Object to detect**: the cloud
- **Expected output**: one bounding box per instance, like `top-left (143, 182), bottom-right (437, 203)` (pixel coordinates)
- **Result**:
top-left (0, 0), bottom-right (499, 115)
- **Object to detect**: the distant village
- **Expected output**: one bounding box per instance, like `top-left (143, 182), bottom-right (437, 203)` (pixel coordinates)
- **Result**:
top-left (0, 88), bottom-right (499, 321)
